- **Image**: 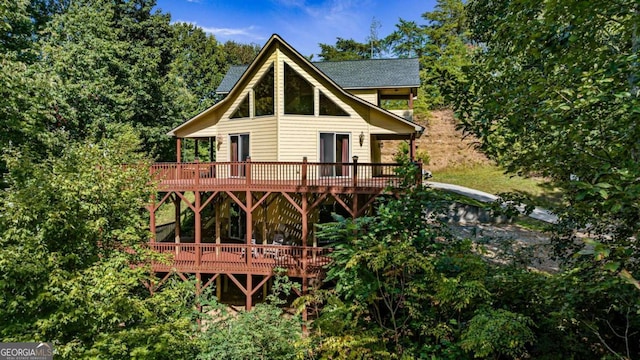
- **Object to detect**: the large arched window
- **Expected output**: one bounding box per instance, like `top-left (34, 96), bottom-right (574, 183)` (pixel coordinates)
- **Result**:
top-left (254, 65), bottom-right (274, 116)
top-left (284, 63), bottom-right (314, 115)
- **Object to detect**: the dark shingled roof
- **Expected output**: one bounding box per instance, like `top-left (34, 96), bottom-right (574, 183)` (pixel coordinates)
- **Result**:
top-left (216, 58), bottom-right (420, 94)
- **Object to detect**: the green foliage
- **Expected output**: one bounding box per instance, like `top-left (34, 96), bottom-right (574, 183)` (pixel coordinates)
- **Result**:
top-left (393, 141), bottom-right (431, 165)
top-left (419, 0), bottom-right (472, 110)
top-left (318, 37), bottom-right (371, 61)
top-left (461, 309), bottom-right (535, 359)
top-left (456, 4), bottom-right (640, 356)
top-left (0, 129), bottom-right (199, 358)
top-left (197, 274), bottom-right (304, 360)
top-left (383, 19), bottom-right (427, 58)
top-left (311, 170), bottom-right (512, 358)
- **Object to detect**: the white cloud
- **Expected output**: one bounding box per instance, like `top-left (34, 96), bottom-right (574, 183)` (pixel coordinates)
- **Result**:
top-left (173, 21), bottom-right (266, 41)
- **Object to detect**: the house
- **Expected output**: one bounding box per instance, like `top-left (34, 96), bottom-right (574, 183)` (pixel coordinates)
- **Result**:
top-left (147, 34), bottom-right (424, 312)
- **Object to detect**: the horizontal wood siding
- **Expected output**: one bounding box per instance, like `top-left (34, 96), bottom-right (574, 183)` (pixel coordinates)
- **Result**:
top-left (349, 89), bottom-right (378, 105)
top-left (216, 51), bottom-right (278, 162)
top-left (368, 110), bottom-right (416, 135)
top-left (278, 116), bottom-right (370, 162)
top-left (276, 51), bottom-right (372, 162)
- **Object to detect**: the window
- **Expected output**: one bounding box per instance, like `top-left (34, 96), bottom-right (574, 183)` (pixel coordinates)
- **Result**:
top-left (254, 65), bottom-right (274, 116)
top-left (231, 95), bottom-right (250, 118)
top-left (319, 91), bottom-right (349, 116)
top-left (284, 63), bottom-right (314, 115)
top-left (319, 133), bottom-right (350, 176)
top-left (230, 134), bottom-right (249, 176)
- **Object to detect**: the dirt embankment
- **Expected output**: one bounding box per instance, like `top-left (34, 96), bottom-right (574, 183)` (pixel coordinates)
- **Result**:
top-left (381, 109), bottom-right (491, 171)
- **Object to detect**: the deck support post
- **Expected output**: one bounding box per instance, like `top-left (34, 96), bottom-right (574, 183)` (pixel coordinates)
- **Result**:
top-left (352, 194), bottom-right (359, 220)
top-left (215, 198), bottom-right (221, 256)
top-left (302, 157), bottom-right (308, 187)
top-left (174, 194), bottom-right (181, 244)
top-left (195, 191), bottom-right (201, 267)
top-left (246, 275), bottom-right (253, 311)
top-left (149, 196), bottom-right (156, 242)
top-left (352, 156), bottom-right (358, 187)
top-left (302, 276), bottom-right (308, 325)
top-left (176, 138), bottom-right (182, 163)
top-left (216, 276), bottom-right (222, 301)
top-left (246, 190), bottom-right (253, 269)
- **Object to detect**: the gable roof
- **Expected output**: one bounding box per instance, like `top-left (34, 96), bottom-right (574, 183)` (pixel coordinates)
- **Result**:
top-left (217, 58), bottom-right (420, 94)
top-left (169, 34), bottom-right (423, 137)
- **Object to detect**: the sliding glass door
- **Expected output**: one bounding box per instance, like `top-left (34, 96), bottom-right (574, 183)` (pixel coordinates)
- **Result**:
top-left (230, 134), bottom-right (249, 176)
top-left (319, 133), bottom-right (350, 177)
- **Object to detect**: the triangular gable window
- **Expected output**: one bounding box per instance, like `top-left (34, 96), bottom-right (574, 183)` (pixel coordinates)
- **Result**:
top-left (319, 91), bottom-right (349, 116)
top-left (254, 65), bottom-right (274, 116)
top-left (231, 94), bottom-right (250, 119)
top-left (284, 63), bottom-right (314, 115)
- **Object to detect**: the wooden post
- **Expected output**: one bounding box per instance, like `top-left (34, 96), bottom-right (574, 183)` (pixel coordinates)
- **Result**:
top-left (195, 158), bottom-right (200, 187)
top-left (196, 272), bottom-right (202, 315)
top-left (245, 156), bottom-right (252, 185)
top-left (176, 138), bottom-right (182, 163)
top-left (246, 275), bottom-right (253, 311)
top-left (149, 199), bottom-right (156, 243)
top-left (174, 195), bottom-right (181, 243)
top-left (352, 155), bottom-right (359, 187)
top-left (246, 190), bottom-right (253, 269)
top-left (216, 276), bottom-right (222, 301)
top-left (195, 191), bottom-right (201, 267)
top-left (215, 198), bottom-right (221, 257)
top-left (301, 157), bottom-right (308, 187)
top-left (416, 160), bottom-right (423, 185)
top-left (194, 139), bottom-right (199, 161)
top-left (302, 276), bottom-right (308, 323)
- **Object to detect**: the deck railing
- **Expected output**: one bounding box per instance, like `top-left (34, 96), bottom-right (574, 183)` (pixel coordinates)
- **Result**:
top-left (149, 242), bottom-right (332, 275)
top-left (151, 159), bottom-right (421, 191)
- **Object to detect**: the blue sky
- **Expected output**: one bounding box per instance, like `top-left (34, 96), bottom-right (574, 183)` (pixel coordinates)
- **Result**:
top-left (154, 0), bottom-right (438, 58)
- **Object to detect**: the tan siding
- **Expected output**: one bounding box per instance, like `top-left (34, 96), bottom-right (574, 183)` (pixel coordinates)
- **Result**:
top-left (369, 110), bottom-right (416, 135)
top-left (278, 115), bottom-right (371, 163)
top-left (214, 51), bottom-right (278, 162)
top-left (276, 50), bottom-right (373, 163)
top-left (217, 116), bottom-right (277, 162)
top-left (348, 89), bottom-right (378, 105)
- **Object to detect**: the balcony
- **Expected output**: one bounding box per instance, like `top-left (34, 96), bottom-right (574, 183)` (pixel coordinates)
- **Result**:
top-left (149, 242), bottom-right (332, 277)
top-left (151, 160), bottom-right (420, 194)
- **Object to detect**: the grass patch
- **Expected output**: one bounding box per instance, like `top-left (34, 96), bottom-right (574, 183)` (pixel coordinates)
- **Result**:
top-left (432, 164), bottom-right (562, 209)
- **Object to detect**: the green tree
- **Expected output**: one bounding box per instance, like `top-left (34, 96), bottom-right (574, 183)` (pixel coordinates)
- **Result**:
top-left (0, 128), bottom-right (199, 358)
top-left (197, 274), bottom-right (305, 360)
top-left (0, 0), bottom-right (54, 180)
top-left (311, 169), bottom-right (542, 358)
top-left (221, 40), bottom-right (261, 65)
top-left (318, 37), bottom-right (371, 61)
top-left (456, 0), bottom-right (640, 357)
top-left (420, 0), bottom-right (471, 109)
top-left (38, 0), bottom-right (200, 161)
top-left (169, 22), bottom-right (226, 112)
top-left (384, 19), bottom-right (427, 58)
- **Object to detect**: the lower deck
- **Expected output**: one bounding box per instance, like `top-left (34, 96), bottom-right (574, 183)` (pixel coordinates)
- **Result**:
top-left (150, 242), bottom-right (330, 277)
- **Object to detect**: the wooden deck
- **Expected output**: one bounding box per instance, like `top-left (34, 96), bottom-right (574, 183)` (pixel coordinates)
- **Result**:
top-left (149, 243), bottom-right (331, 277)
top-left (151, 160), bottom-right (417, 193)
